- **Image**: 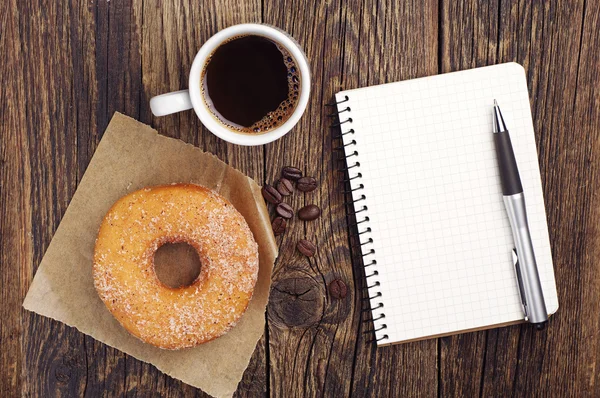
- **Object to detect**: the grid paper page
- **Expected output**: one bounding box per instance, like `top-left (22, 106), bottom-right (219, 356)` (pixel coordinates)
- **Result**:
top-left (336, 63), bottom-right (558, 345)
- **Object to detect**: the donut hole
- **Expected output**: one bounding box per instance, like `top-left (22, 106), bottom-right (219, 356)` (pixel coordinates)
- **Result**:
top-left (153, 242), bottom-right (202, 288)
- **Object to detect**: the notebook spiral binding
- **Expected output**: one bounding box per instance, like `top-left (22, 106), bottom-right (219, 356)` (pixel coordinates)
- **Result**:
top-left (328, 95), bottom-right (389, 344)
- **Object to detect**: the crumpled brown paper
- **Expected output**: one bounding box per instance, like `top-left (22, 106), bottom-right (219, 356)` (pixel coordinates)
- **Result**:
top-left (23, 113), bottom-right (277, 398)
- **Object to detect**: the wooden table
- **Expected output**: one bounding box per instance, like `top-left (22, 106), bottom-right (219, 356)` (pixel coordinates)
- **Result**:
top-left (2, 0), bottom-right (599, 396)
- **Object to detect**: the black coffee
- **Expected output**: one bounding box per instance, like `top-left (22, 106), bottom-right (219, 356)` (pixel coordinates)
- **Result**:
top-left (202, 35), bottom-right (300, 134)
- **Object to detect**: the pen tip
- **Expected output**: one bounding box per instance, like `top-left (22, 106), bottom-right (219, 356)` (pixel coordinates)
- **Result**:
top-left (535, 322), bottom-right (547, 331)
top-left (494, 99), bottom-right (498, 107)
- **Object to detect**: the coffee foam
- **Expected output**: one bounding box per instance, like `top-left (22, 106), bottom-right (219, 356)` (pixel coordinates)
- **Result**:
top-left (201, 36), bottom-right (301, 135)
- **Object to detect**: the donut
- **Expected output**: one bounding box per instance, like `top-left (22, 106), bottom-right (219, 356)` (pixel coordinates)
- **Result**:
top-left (93, 183), bottom-right (259, 350)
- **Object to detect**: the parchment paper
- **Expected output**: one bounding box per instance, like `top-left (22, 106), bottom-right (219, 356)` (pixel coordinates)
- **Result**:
top-left (23, 113), bottom-right (277, 398)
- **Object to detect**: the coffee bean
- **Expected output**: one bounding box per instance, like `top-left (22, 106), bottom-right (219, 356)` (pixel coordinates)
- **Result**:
top-left (298, 204), bottom-right (321, 221)
top-left (297, 177), bottom-right (318, 192)
top-left (276, 202), bottom-right (294, 219)
top-left (271, 217), bottom-right (286, 236)
top-left (282, 166), bottom-right (302, 181)
top-left (276, 178), bottom-right (294, 196)
top-left (328, 279), bottom-right (348, 299)
top-left (297, 239), bottom-right (316, 257)
top-left (262, 185), bottom-right (282, 204)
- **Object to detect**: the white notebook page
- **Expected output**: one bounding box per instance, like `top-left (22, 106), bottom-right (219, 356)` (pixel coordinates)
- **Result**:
top-left (336, 63), bottom-right (558, 345)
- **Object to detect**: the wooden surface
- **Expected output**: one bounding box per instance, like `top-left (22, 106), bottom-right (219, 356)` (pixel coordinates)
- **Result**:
top-left (2, 0), bottom-right (599, 396)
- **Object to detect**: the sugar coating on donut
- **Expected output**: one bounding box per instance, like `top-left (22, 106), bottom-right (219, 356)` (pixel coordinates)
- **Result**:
top-left (93, 184), bottom-right (259, 350)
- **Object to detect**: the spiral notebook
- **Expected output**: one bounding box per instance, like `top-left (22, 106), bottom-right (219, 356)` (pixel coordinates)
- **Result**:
top-left (335, 63), bottom-right (558, 346)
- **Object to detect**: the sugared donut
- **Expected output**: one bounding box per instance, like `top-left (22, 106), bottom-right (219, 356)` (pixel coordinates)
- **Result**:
top-left (93, 184), bottom-right (259, 350)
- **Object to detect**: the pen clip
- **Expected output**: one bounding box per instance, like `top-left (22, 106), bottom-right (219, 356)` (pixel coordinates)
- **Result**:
top-left (512, 248), bottom-right (529, 321)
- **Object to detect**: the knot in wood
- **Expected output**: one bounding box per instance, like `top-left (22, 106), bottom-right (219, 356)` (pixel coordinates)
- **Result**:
top-left (268, 276), bottom-right (324, 328)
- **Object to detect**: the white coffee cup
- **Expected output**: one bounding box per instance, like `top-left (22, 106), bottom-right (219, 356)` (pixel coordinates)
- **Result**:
top-left (150, 24), bottom-right (310, 146)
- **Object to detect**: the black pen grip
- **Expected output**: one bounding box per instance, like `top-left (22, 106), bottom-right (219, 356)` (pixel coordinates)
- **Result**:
top-left (493, 131), bottom-right (523, 195)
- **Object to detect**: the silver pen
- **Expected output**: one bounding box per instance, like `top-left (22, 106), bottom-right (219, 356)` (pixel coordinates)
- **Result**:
top-left (493, 100), bottom-right (548, 330)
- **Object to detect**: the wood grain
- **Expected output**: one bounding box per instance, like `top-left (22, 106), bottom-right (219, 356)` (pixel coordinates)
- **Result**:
top-left (2, 0), bottom-right (600, 396)
top-left (1, 0), bottom-right (31, 395)
top-left (341, 1), bottom-right (440, 397)
top-left (440, 0), bottom-right (600, 396)
top-left (263, 2), bottom-right (349, 396)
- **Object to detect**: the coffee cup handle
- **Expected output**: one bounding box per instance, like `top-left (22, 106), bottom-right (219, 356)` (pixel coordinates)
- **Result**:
top-left (149, 90), bottom-right (193, 116)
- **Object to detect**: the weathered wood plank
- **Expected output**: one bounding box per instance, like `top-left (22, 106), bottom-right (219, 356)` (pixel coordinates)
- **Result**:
top-left (510, 0), bottom-right (600, 395)
top-left (490, 0), bottom-right (598, 395)
top-left (567, 2), bottom-right (600, 394)
top-left (263, 1), bottom-right (351, 396)
top-left (263, 0), bottom-right (439, 397)
top-left (441, 0), bottom-right (600, 397)
top-left (1, 0), bottom-right (31, 395)
top-left (72, 1), bottom-right (135, 396)
top-left (345, 1), bottom-right (440, 397)
top-left (16, 1), bottom-right (90, 396)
